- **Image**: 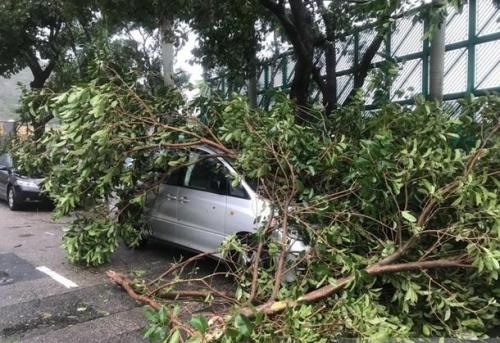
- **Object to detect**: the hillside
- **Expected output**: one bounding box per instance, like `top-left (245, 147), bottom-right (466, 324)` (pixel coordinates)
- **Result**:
top-left (0, 69), bottom-right (32, 121)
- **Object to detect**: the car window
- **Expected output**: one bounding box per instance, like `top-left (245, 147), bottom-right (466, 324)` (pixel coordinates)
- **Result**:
top-left (183, 154), bottom-right (227, 195)
top-left (228, 179), bottom-right (249, 199)
top-left (164, 166), bottom-right (186, 186)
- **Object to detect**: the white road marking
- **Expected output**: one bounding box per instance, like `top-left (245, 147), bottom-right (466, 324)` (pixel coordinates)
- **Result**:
top-left (44, 232), bottom-right (55, 236)
top-left (36, 266), bottom-right (78, 288)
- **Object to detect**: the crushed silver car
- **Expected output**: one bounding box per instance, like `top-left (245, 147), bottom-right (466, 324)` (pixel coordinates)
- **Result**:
top-left (142, 145), bottom-right (309, 269)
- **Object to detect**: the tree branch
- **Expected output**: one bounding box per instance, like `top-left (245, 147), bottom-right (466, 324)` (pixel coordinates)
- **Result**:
top-left (344, 33), bottom-right (384, 104)
top-left (240, 257), bottom-right (472, 317)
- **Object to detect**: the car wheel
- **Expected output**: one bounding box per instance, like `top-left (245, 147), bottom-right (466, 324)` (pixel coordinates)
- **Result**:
top-left (227, 233), bottom-right (269, 271)
top-left (7, 186), bottom-right (21, 211)
top-left (124, 223), bottom-right (150, 249)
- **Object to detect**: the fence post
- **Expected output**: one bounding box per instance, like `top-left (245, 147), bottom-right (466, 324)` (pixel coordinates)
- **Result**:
top-left (354, 32), bottom-right (359, 70)
top-left (385, 29), bottom-right (392, 100)
top-left (282, 55), bottom-right (288, 88)
top-left (467, 0), bottom-right (476, 94)
top-left (423, 14), bottom-right (430, 97)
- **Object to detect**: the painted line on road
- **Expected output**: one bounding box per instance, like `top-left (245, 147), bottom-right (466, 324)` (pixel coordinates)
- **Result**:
top-left (36, 266), bottom-right (78, 288)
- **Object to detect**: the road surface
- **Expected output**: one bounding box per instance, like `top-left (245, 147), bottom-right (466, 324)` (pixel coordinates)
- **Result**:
top-left (0, 202), bottom-right (225, 342)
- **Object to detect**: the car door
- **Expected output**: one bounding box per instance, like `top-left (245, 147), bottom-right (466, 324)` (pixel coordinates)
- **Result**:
top-left (146, 167), bottom-right (184, 241)
top-left (175, 153), bottom-right (227, 252)
top-left (224, 178), bottom-right (258, 235)
top-left (0, 153), bottom-right (11, 200)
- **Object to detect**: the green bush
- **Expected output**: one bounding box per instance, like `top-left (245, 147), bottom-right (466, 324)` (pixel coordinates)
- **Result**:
top-left (63, 214), bottom-right (119, 266)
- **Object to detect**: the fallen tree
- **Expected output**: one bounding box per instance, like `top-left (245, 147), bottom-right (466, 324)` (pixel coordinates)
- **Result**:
top-left (105, 100), bottom-right (499, 340)
top-left (13, 67), bottom-right (500, 341)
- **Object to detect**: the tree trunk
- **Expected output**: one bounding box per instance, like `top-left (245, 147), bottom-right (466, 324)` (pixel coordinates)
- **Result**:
top-left (324, 41), bottom-right (337, 115)
top-left (247, 25), bottom-right (259, 109)
top-left (290, 55), bottom-right (314, 122)
top-left (160, 15), bottom-right (175, 87)
top-left (316, 0), bottom-right (337, 115)
top-left (259, 0), bottom-right (316, 122)
top-left (288, 0), bottom-right (315, 122)
top-left (429, 0), bottom-right (446, 102)
top-left (28, 60), bottom-right (56, 140)
top-left (344, 34), bottom-right (384, 104)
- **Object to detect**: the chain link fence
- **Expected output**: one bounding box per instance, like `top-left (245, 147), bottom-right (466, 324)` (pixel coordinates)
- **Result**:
top-left (207, 0), bottom-right (499, 109)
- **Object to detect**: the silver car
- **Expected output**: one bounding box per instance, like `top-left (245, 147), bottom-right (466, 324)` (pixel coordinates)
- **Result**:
top-left (143, 145), bottom-right (308, 265)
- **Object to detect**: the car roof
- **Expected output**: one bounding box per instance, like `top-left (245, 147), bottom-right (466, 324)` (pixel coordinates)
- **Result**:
top-left (195, 144), bottom-right (224, 155)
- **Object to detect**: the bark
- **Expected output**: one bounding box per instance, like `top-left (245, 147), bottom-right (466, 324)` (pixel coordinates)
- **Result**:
top-left (26, 54), bottom-right (57, 139)
top-left (290, 56), bottom-right (314, 121)
top-left (247, 75), bottom-right (258, 109)
top-left (324, 41), bottom-right (337, 114)
top-left (260, 0), bottom-right (315, 122)
top-left (27, 58), bottom-right (55, 90)
top-left (160, 15), bottom-right (175, 87)
top-left (344, 34), bottom-right (384, 104)
top-left (240, 258), bottom-right (471, 317)
top-left (107, 270), bottom-right (160, 310)
top-left (316, 0), bottom-right (337, 115)
top-left (249, 219), bottom-right (273, 303)
top-left (107, 271), bottom-right (195, 336)
top-left (246, 23), bottom-right (259, 109)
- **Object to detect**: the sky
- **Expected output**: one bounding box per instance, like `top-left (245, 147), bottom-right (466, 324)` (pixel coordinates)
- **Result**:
top-left (176, 31), bottom-right (203, 84)
top-left (175, 31), bottom-right (204, 98)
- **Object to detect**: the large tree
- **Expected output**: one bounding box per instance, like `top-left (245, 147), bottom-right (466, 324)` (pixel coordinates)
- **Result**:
top-left (186, 0), bottom-right (402, 119)
top-left (0, 0), bottom-right (93, 137)
top-left (191, 0), bottom-right (464, 119)
top-left (0, 0), bottom-right (93, 89)
top-left (95, 0), bottom-right (197, 87)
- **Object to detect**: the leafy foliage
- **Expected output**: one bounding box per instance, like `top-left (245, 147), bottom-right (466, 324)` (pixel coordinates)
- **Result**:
top-left (11, 63), bottom-right (208, 264)
top-left (201, 94), bottom-right (499, 340)
top-left (63, 212), bottom-right (119, 266)
top-left (12, 65), bottom-right (499, 338)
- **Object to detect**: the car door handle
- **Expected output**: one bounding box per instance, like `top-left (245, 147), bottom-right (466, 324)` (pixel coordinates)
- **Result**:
top-left (166, 193), bottom-right (177, 201)
top-left (178, 196), bottom-right (189, 203)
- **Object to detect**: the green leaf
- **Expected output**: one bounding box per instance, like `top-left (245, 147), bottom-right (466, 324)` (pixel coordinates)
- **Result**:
top-left (422, 324), bottom-right (431, 336)
top-left (444, 308), bottom-right (451, 321)
top-left (190, 315), bottom-right (208, 334)
top-left (158, 306), bottom-right (168, 324)
top-left (169, 330), bottom-right (181, 343)
top-left (401, 210), bottom-right (417, 223)
top-left (234, 314), bottom-right (253, 337)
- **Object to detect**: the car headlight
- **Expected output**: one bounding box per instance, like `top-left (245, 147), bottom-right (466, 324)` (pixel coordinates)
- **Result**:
top-left (17, 180), bottom-right (39, 188)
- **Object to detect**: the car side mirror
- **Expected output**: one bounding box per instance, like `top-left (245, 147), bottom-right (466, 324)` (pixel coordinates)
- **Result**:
top-left (0, 165), bottom-right (8, 171)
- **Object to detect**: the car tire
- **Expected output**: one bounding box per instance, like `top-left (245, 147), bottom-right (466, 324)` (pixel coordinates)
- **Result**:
top-left (124, 223), bottom-right (150, 249)
top-left (7, 186), bottom-right (22, 211)
top-left (133, 231), bottom-right (150, 249)
top-left (227, 233), bottom-right (270, 271)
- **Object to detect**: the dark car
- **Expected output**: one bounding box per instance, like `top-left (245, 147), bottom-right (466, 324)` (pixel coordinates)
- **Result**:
top-left (0, 153), bottom-right (48, 210)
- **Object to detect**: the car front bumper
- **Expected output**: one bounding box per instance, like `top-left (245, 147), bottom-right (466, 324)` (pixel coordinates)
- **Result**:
top-left (15, 186), bottom-right (51, 204)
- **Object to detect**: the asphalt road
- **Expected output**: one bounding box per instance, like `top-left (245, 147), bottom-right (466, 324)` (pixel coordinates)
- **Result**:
top-left (0, 202), bottom-right (227, 342)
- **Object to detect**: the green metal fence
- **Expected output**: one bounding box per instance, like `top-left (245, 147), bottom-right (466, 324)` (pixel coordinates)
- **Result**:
top-left (207, 0), bottom-right (500, 108)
